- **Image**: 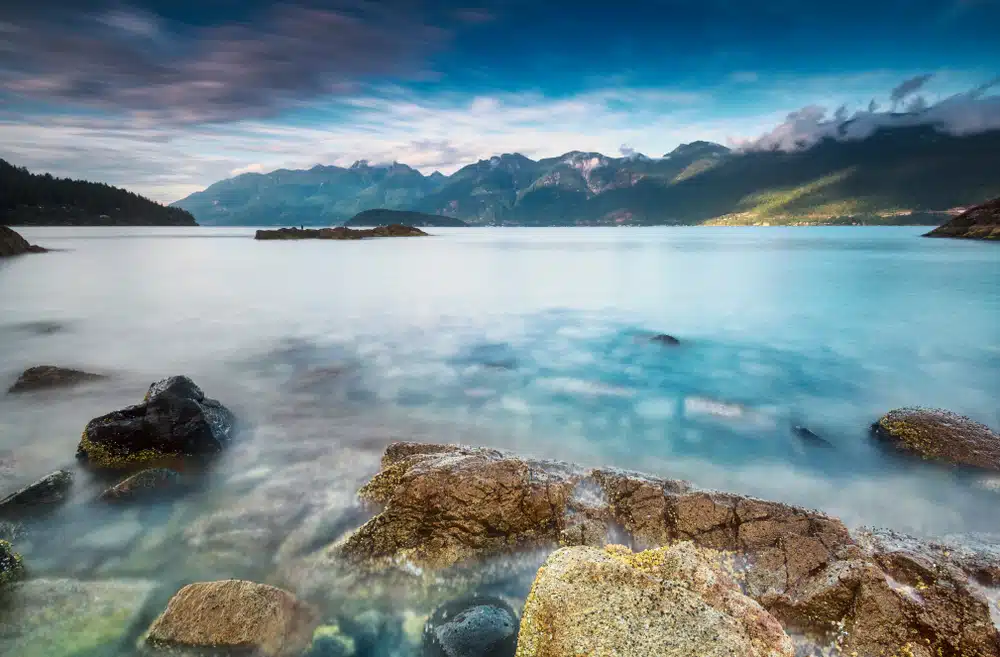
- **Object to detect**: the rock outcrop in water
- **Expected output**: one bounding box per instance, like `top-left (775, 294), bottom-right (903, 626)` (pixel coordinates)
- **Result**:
top-left (517, 542), bottom-right (794, 657)
top-left (76, 375), bottom-right (235, 470)
top-left (871, 407), bottom-right (1000, 470)
top-left (0, 469), bottom-right (73, 515)
top-left (0, 226), bottom-right (45, 256)
top-left (8, 366), bottom-right (106, 393)
top-left (254, 224), bottom-right (427, 240)
top-left (924, 197), bottom-right (1000, 240)
top-left (332, 442), bottom-right (1000, 657)
top-left (0, 539), bottom-right (24, 585)
top-left (145, 580), bottom-right (319, 657)
top-left (423, 595), bottom-right (518, 657)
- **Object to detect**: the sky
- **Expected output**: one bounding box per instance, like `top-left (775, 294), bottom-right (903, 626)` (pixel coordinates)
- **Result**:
top-left (1, 0), bottom-right (999, 203)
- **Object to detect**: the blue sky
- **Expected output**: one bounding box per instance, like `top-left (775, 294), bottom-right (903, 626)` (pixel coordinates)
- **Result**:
top-left (1, 0), bottom-right (998, 202)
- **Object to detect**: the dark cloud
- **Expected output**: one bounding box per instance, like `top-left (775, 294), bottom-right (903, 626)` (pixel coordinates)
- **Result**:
top-left (889, 73), bottom-right (934, 108)
top-left (739, 77), bottom-right (1000, 151)
top-left (0, 2), bottom-right (448, 123)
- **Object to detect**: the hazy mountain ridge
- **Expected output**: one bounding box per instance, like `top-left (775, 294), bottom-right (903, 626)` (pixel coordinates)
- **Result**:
top-left (0, 159), bottom-right (197, 226)
top-left (173, 126), bottom-right (1000, 226)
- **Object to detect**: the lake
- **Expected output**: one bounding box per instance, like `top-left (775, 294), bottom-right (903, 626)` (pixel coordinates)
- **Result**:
top-left (0, 226), bottom-right (998, 654)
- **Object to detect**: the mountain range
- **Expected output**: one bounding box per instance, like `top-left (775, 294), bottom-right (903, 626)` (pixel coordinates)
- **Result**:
top-left (173, 125), bottom-right (1000, 227)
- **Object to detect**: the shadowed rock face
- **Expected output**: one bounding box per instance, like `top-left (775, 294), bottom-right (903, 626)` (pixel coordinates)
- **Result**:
top-left (0, 226), bottom-right (45, 256)
top-left (0, 470), bottom-right (73, 515)
top-left (925, 197), bottom-right (1000, 240)
top-left (335, 442), bottom-right (1000, 657)
top-left (254, 224), bottom-right (427, 240)
top-left (8, 366), bottom-right (105, 393)
top-left (76, 375), bottom-right (235, 470)
top-left (516, 543), bottom-right (794, 657)
top-left (872, 408), bottom-right (1000, 471)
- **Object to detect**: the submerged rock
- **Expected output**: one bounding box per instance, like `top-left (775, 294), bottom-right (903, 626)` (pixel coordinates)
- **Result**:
top-left (516, 542), bottom-right (794, 657)
top-left (791, 425), bottom-right (833, 448)
top-left (0, 577), bottom-right (156, 657)
top-left (145, 579), bottom-right (319, 657)
top-left (0, 226), bottom-right (46, 257)
top-left (77, 375), bottom-right (235, 470)
top-left (255, 224), bottom-right (428, 240)
top-left (871, 407), bottom-right (1000, 470)
top-left (304, 624), bottom-right (357, 657)
top-left (0, 469), bottom-right (73, 514)
top-left (0, 539), bottom-right (24, 585)
top-left (650, 333), bottom-right (681, 345)
top-left (8, 365), bottom-right (106, 393)
top-left (423, 595), bottom-right (518, 657)
top-left (99, 468), bottom-right (182, 502)
top-left (924, 196), bottom-right (1000, 240)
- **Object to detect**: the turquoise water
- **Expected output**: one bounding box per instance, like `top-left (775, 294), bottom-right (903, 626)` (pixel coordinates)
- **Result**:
top-left (0, 226), bottom-right (998, 653)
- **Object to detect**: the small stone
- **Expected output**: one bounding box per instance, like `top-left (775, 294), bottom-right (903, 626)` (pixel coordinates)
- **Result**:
top-left (145, 580), bottom-right (319, 657)
top-left (792, 425), bottom-right (834, 448)
top-left (423, 595), bottom-right (518, 657)
top-left (0, 469), bottom-right (73, 514)
top-left (650, 333), bottom-right (680, 345)
top-left (99, 468), bottom-right (182, 502)
top-left (8, 366), bottom-right (105, 393)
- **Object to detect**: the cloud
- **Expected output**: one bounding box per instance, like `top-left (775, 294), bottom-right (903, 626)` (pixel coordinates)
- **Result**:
top-left (619, 144), bottom-right (636, 157)
top-left (0, 3), bottom-right (447, 123)
top-left (889, 73), bottom-right (934, 108)
top-left (729, 71), bottom-right (759, 83)
top-left (735, 77), bottom-right (1000, 152)
top-left (230, 163), bottom-right (266, 176)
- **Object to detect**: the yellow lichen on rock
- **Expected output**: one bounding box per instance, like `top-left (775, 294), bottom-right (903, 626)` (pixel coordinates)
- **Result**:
top-left (516, 542), bottom-right (794, 657)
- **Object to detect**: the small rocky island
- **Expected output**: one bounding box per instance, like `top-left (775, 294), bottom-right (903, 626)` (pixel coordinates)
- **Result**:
top-left (345, 209), bottom-right (467, 227)
top-left (924, 196), bottom-right (1000, 240)
top-left (0, 226), bottom-right (46, 257)
top-left (254, 224), bottom-right (428, 240)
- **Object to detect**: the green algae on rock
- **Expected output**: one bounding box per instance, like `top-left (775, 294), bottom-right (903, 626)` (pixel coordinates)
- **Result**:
top-left (145, 579), bottom-right (319, 657)
top-left (871, 407), bottom-right (1000, 470)
top-left (77, 375), bottom-right (235, 470)
top-left (0, 539), bottom-right (24, 585)
top-left (0, 578), bottom-right (156, 657)
top-left (516, 542), bottom-right (794, 657)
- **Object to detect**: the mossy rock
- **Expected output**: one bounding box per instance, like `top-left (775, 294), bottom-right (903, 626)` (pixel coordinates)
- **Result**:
top-left (0, 539), bottom-right (24, 585)
top-left (871, 407), bottom-right (1000, 470)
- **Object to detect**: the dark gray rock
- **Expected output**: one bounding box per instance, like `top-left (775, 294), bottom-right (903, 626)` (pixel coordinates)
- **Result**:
top-left (77, 375), bottom-right (235, 470)
top-left (650, 334), bottom-right (680, 345)
top-left (422, 595), bottom-right (518, 657)
top-left (0, 470), bottom-right (73, 515)
top-left (8, 366), bottom-right (106, 393)
top-left (791, 425), bottom-right (833, 448)
top-left (0, 226), bottom-right (45, 257)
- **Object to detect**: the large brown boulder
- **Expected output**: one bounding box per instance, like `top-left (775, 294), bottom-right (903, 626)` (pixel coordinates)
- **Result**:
top-left (925, 197), bottom-right (1000, 240)
top-left (336, 442), bottom-right (1000, 657)
top-left (145, 580), bottom-right (319, 657)
top-left (871, 407), bottom-right (1000, 470)
top-left (0, 226), bottom-right (45, 256)
top-left (516, 542), bottom-right (794, 657)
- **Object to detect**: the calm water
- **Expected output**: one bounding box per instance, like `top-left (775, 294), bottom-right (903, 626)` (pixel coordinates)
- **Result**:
top-left (1, 226), bottom-right (998, 653)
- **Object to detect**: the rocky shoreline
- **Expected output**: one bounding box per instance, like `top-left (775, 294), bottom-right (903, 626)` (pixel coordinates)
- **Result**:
top-left (255, 224), bottom-right (428, 240)
top-left (0, 374), bottom-right (997, 656)
top-left (0, 226), bottom-right (46, 257)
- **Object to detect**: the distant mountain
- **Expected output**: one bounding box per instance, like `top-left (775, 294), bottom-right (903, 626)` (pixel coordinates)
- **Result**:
top-left (173, 126), bottom-right (1000, 226)
top-left (1, 159), bottom-right (196, 226)
top-left (345, 209), bottom-right (467, 227)
top-left (924, 197), bottom-right (1000, 240)
top-left (173, 161), bottom-right (442, 226)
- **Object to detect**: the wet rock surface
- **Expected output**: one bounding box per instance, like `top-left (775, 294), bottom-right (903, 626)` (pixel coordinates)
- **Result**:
top-left (0, 539), bottom-right (24, 585)
top-left (516, 542), bottom-right (794, 657)
top-left (8, 365), bottom-right (106, 393)
top-left (145, 579), bottom-right (320, 657)
top-left (872, 407), bottom-right (1000, 470)
top-left (76, 375), bottom-right (235, 469)
top-left (0, 469), bottom-right (73, 515)
top-left (255, 224), bottom-right (428, 240)
top-left (99, 468), bottom-right (182, 502)
top-left (423, 595), bottom-right (518, 657)
top-left (334, 442), bottom-right (1000, 657)
top-left (0, 225), bottom-right (45, 256)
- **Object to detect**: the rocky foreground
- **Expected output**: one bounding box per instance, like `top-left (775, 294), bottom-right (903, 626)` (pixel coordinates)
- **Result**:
top-left (0, 226), bottom-right (45, 257)
top-left (254, 224), bottom-right (428, 240)
top-left (0, 376), bottom-right (998, 656)
top-left (925, 197), bottom-right (1000, 240)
